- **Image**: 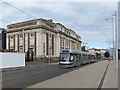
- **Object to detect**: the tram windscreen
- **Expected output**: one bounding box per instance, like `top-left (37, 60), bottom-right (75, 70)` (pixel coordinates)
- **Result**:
top-left (60, 53), bottom-right (70, 61)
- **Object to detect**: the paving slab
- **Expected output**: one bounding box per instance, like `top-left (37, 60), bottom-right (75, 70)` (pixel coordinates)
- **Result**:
top-left (102, 60), bottom-right (118, 88)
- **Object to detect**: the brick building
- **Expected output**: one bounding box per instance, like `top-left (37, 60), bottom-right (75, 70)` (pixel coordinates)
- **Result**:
top-left (6, 18), bottom-right (82, 60)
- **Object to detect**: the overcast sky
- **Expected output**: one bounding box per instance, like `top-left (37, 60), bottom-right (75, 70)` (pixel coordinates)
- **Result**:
top-left (0, 1), bottom-right (118, 49)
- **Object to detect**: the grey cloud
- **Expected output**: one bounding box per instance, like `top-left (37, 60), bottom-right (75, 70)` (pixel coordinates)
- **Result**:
top-left (1, 2), bottom-right (118, 48)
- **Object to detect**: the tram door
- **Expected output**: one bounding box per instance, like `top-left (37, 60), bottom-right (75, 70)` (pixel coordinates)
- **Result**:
top-left (88, 55), bottom-right (91, 63)
top-left (73, 54), bottom-right (77, 66)
top-left (73, 54), bottom-right (79, 66)
top-left (79, 54), bottom-right (82, 65)
top-left (82, 54), bottom-right (86, 64)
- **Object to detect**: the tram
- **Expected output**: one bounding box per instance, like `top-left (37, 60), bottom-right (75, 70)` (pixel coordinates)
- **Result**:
top-left (59, 49), bottom-right (96, 68)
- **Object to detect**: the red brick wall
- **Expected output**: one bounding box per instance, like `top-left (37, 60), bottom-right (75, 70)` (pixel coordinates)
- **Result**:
top-left (14, 35), bottom-right (15, 52)
top-left (28, 33), bottom-right (29, 49)
top-left (8, 36), bottom-right (10, 50)
top-left (17, 34), bottom-right (19, 52)
top-left (8, 22), bottom-right (36, 29)
top-left (46, 33), bottom-right (49, 56)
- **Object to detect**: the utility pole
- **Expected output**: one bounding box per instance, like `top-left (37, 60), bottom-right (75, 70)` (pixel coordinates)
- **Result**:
top-left (82, 43), bottom-right (88, 52)
top-left (112, 17), bottom-right (115, 63)
top-left (48, 34), bottom-right (50, 64)
top-left (115, 11), bottom-right (118, 70)
top-left (105, 16), bottom-right (115, 63)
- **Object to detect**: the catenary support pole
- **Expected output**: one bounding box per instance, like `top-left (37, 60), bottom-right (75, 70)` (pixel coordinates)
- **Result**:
top-left (115, 11), bottom-right (118, 70)
top-left (23, 29), bottom-right (24, 53)
top-left (112, 17), bottom-right (115, 63)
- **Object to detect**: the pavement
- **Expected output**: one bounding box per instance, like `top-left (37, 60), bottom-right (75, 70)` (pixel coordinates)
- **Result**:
top-left (102, 61), bottom-right (118, 88)
top-left (28, 60), bottom-right (118, 88)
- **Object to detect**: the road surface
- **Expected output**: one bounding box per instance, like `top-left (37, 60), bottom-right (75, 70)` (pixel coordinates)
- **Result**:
top-left (2, 62), bottom-right (96, 89)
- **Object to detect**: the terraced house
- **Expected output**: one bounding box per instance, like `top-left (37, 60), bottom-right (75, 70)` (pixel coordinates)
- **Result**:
top-left (6, 18), bottom-right (82, 60)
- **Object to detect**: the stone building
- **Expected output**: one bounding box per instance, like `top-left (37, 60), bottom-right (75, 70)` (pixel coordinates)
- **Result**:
top-left (6, 18), bottom-right (82, 60)
top-left (88, 48), bottom-right (106, 54)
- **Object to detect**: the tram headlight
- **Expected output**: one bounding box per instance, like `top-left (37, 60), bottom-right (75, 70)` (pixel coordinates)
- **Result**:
top-left (70, 56), bottom-right (73, 61)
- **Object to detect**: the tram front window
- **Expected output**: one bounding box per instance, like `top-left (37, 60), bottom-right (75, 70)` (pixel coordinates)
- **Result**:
top-left (60, 53), bottom-right (70, 61)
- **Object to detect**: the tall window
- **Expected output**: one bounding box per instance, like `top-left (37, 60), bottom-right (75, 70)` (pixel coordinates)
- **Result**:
top-left (30, 33), bottom-right (34, 37)
top-left (10, 36), bottom-right (13, 39)
top-left (65, 39), bottom-right (68, 49)
top-left (20, 35), bottom-right (23, 38)
top-left (69, 32), bottom-right (70, 35)
top-left (43, 43), bottom-right (45, 55)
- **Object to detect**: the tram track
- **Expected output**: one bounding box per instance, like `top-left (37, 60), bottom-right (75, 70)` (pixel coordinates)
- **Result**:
top-left (97, 61), bottom-right (110, 89)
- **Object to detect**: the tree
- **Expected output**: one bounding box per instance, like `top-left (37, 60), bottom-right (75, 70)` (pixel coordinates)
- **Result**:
top-left (95, 53), bottom-right (101, 60)
top-left (81, 46), bottom-right (86, 52)
top-left (118, 49), bottom-right (120, 52)
top-left (104, 51), bottom-right (110, 58)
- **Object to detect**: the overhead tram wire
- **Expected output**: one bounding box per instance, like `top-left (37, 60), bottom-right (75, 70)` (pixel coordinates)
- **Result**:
top-left (3, 1), bottom-right (37, 19)
top-left (1, 2), bottom-right (38, 28)
top-left (0, 19), bottom-right (12, 29)
top-left (0, 19), bottom-right (17, 29)
top-left (0, 19), bottom-right (11, 23)
top-left (1, 2), bottom-right (38, 26)
top-left (2, 2), bottom-right (52, 61)
top-left (2, 2), bottom-right (39, 54)
top-left (0, 3), bottom-right (35, 22)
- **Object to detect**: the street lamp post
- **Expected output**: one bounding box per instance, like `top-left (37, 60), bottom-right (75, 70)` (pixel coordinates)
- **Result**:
top-left (115, 11), bottom-right (118, 70)
top-left (105, 11), bottom-right (118, 70)
top-left (112, 17), bottom-right (115, 64)
top-left (82, 43), bottom-right (88, 52)
top-left (105, 17), bottom-right (115, 63)
top-left (23, 29), bottom-right (24, 53)
top-left (48, 34), bottom-right (51, 64)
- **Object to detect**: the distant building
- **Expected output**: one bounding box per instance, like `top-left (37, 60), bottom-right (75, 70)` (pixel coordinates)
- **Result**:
top-left (88, 48), bottom-right (106, 54)
top-left (0, 28), bottom-right (6, 52)
top-left (6, 18), bottom-right (82, 60)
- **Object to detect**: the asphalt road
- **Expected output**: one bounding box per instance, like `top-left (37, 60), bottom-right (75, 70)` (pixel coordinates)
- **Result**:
top-left (2, 62), bottom-right (97, 89)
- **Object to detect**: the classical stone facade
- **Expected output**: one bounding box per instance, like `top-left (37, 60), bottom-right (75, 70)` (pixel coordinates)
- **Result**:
top-left (6, 18), bottom-right (82, 60)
